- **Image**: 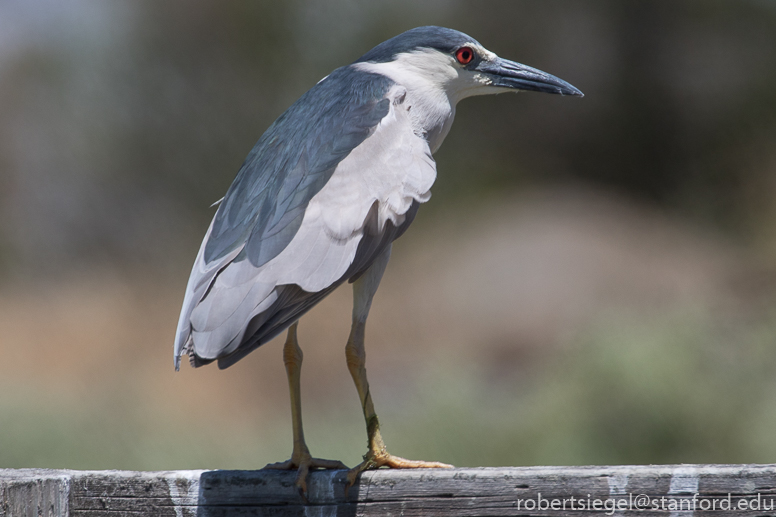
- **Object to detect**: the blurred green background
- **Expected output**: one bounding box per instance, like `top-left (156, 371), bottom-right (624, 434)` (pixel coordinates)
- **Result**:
top-left (2, 0), bottom-right (776, 471)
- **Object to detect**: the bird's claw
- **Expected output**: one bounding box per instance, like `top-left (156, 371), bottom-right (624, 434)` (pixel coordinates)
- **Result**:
top-left (264, 454), bottom-right (348, 497)
top-left (346, 450), bottom-right (453, 488)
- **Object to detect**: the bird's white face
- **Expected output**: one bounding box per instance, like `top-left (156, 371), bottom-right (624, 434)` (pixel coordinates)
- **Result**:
top-left (356, 42), bottom-right (582, 103)
top-left (447, 46), bottom-right (511, 101)
top-left (353, 41), bottom-right (581, 152)
top-left (353, 44), bottom-right (501, 151)
top-left (354, 44), bottom-right (503, 106)
top-left (380, 45), bottom-right (507, 103)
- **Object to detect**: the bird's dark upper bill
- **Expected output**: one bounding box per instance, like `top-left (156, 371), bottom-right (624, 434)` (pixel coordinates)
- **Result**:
top-left (478, 57), bottom-right (583, 97)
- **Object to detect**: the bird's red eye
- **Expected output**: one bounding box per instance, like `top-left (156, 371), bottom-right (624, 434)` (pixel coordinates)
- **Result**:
top-left (455, 46), bottom-right (474, 65)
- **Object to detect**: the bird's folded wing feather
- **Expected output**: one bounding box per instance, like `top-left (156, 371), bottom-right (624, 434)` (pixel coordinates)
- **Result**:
top-left (174, 69), bottom-right (436, 369)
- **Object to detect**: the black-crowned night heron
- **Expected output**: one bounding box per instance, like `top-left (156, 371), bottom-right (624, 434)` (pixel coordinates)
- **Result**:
top-left (174, 26), bottom-right (582, 493)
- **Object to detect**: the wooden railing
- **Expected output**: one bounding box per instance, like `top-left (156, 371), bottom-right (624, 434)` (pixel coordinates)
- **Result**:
top-left (3, 464), bottom-right (776, 516)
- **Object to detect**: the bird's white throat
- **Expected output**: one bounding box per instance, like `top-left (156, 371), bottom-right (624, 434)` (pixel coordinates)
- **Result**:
top-left (353, 47), bottom-right (495, 153)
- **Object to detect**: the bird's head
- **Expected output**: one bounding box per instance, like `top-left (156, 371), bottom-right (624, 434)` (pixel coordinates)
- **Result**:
top-left (354, 26), bottom-right (583, 104)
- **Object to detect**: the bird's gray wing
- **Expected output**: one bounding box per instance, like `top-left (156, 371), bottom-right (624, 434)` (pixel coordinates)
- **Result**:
top-left (204, 66), bottom-right (396, 268)
top-left (174, 66), bottom-right (394, 369)
top-left (175, 78), bottom-right (436, 369)
top-left (212, 199), bottom-right (421, 370)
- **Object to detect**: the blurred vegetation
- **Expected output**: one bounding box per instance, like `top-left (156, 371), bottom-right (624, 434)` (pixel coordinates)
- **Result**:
top-left (3, 0), bottom-right (776, 276)
top-left (400, 308), bottom-right (776, 467)
top-left (3, 305), bottom-right (776, 470)
top-left (1, 0), bottom-right (776, 472)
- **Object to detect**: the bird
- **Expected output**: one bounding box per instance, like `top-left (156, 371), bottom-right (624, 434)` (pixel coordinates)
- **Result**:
top-left (174, 26), bottom-right (582, 494)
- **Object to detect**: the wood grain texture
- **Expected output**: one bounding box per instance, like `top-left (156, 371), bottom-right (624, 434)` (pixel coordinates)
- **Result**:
top-left (2, 465), bottom-right (776, 516)
top-left (0, 469), bottom-right (69, 517)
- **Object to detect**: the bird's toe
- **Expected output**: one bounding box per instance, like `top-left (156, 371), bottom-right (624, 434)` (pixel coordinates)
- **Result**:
top-left (263, 459), bottom-right (296, 470)
top-left (264, 454), bottom-right (348, 497)
top-left (381, 455), bottom-right (453, 469)
top-left (346, 450), bottom-right (453, 489)
top-left (309, 457), bottom-right (348, 470)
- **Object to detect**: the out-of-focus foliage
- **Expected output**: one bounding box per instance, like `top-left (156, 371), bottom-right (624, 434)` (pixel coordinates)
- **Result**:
top-left (3, 304), bottom-right (776, 469)
top-left (401, 309), bottom-right (776, 467)
top-left (2, 0), bottom-right (776, 277)
top-left (1, 0), bottom-right (776, 471)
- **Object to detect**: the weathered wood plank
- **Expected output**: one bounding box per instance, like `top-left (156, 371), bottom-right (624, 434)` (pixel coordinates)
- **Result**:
top-left (0, 469), bottom-right (69, 517)
top-left (3, 465), bottom-right (776, 516)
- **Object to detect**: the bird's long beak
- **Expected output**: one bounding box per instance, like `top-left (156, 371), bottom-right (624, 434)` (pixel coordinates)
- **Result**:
top-left (477, 57), bottom-right (583, 97)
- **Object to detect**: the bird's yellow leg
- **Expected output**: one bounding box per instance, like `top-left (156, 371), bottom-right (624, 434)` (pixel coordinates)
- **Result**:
top-left (345, 319), bottom-right (452, 488)
top-left (264, 322), bottom-right (347, 494)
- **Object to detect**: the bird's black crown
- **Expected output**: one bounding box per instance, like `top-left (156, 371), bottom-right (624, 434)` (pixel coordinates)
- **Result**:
top-left (355, 26), bottom-right (480, 64)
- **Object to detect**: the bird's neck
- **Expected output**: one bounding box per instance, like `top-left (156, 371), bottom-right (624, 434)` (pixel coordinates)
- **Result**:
top-left (352, 53), bottom-right (459, 154)
top-left (403, 80), bottom-right (456, 154)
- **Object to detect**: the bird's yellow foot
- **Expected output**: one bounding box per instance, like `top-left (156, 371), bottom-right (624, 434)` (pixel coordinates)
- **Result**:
top-left (346, 447), bottom-right (453, 487)
top-left (264, 451), bottom-right (347, 496)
